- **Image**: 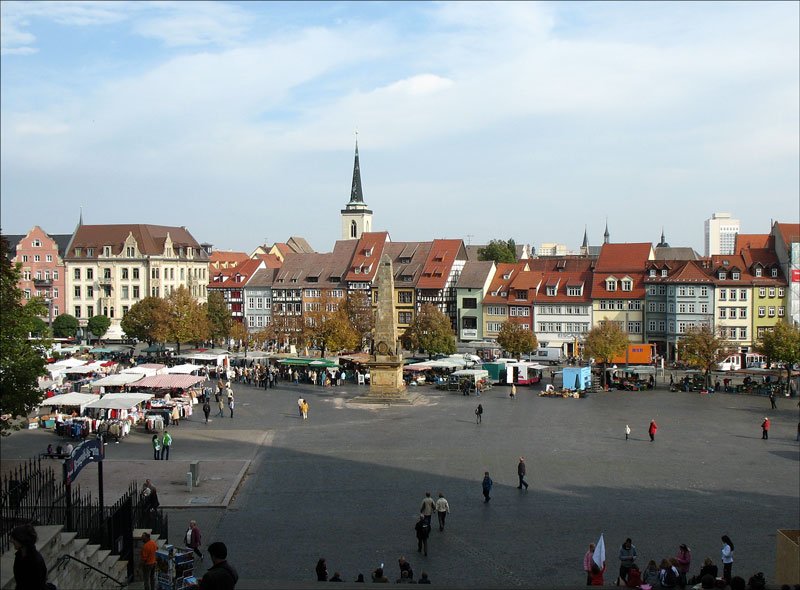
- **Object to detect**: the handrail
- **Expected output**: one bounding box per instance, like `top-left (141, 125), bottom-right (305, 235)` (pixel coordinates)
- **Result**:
top-left (53, 553), bottom-right (127, 588)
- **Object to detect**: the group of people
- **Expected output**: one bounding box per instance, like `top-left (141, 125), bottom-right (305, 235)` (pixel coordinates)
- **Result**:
top-left (315, 556), bottom-right (432, 584)
top-left (582, 535), bottom-right (742, 589)
top-left (150, 430), bottom-right (173, 460)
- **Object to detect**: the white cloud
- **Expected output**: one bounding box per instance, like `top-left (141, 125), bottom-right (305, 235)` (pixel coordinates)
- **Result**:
top-left (132, 1), bottom-right (251, 47)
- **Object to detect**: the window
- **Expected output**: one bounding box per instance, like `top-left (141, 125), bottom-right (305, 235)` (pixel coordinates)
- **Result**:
top-left (462, 297), bottom-right (477, 309)
top-left (687, 287), bottom-right (695, 296)
top-left (658, 320), bottom-right (665, 332)
top-left (605, 278), bottom-right (617, 291)
top-left (86, 268), bottom-right (93, 280)
top-left (87, 286), bottom-right (93, 297)
top-left (658, 286), bottom-right (666, 295)
top-left (398, 311), bottom-right (413, 324)
top-left (121, 268), bottom-right (128, 279)
top-left (678, 321), bottom-right (687, 334)
top-left (648, 269), bottom-right (656, 278)
top-left (771, 268), bottom-right (778, 277)
top-left (718, 308), bottom-right (727, 319)
top-left (74, 286), bottom-right (81, 298)
top-left (700, 287), bottom-right (708, 297)
top-left (133, 268), bottom-right (140, 279)
top-left (32, 239), bottom-right (41, 247)
top-left (759, 287), bottom-right (766, 297)
top-left (87, 248), bottom-right (94, 257)
top-left (688, 303), bottom-right (695, 313)
top-left (180, 268), bottom-right (185, 280)
top-left (53, 305), bottom-right (59, 315)
top-left (133, 286), bottom-right (140, 299)
top-left (678, 286), bottom-right (686, 296)
top-left (718, 271), bottom-right (726, 280)
top-left (719, 289), bottom-right (727, 300)
top-left (486, 306), bottom-right (506, 316)
top-left (462, 317), bottom-right (478, 329)
top-left (754, 267), bottom-right (762, 277)
top-left (487, 322), bottom-right (503, 332)
top-left (305, 289), bottom-right (320, 298)
top-left (621, 279), bottom-right (632, 291)
top-left (758, 306), bottom-right (766, 317)
top-left (256, 297), bottom-right (264, 309)
top-left (74, 248), bottom-right (81, 256)
top-left (648, 320), bottom-right (657, 332)
top-left (739, 289), bottom-right (747, 301)
top-left (23, 289), bottom-right (31, 299)
top-left (398, 292), bottom-right (413, 304)
top-left (46, 254), bottom-right (53, 262)
top-left (546, 286), bottom-right (556, 296)
top-left (122, 286), bottom-right (129, 299)
top-left (53, 287), bottom-right (59, 297)
top-left (729, 290), bottom-right (737, 301)
top-left (629, 300), bottom-right (641, 311)
top-left (103, 246), bottom-right (111, 256)
top-left (122, 305), bottom-right (129, 316)
top-left (627, 321), bottom-right (641, 334)
top-left (700, 303), bottom-right (708, 314)
top-left (661, 269), bottom-right (668, 277)
top-left (86, 305), bottom-right (94, 317)
top-left (22, 255), bottom-right (28, 262)
top-left (73, 268), bottom-right (81, 280)
top-left (648, 286), bottom-right (656, 296)
top-left (648, 302), bottom-right (656, 312)
top-left (739, 327), bottom-right (747, 340)
top-left (768, 307), bottom-right (775, 317)
top-left (515, 290), bottom-right (527, 300)
top-left (35, 271), bottom-right (42, 280)
top-left (732, 271), bottom-right (740, 280)
top-left (778, 306), bottom-right (785, 317)
top-left (778, 287), bottom-right (785, 297)
top-left (615, 300), bottom-right (624, 310)
top-left (74, 306), bottom-right (81, 318)
top-left (126, 246), bottom-right (135, 257)
top-left (739, 307), bottom-right (747, 319)
top-left (679, 303), bottom-right (686, 313)
top-left (768, 287), bottom-right (776, 297)
top-left (53, 270), bottom-right (59, 280)
top-left (256, 315), bottom-right (264, 328)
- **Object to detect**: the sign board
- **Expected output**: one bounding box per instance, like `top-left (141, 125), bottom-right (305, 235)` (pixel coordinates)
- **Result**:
top-left (792, 269), bottom-right (800, 283)
top-left (461, 329), bottom-right (478, 339)
top-left (64, 439), bottom-right (104, 484)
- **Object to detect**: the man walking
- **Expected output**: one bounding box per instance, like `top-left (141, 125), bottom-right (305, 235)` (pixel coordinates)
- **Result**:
top-left (761, 417), bottom-right (770, 439)
top-left (140, 532), bottom-right (158, 590)
top-left (769, 391), bottom-right (777, 409)
top-left (161, 430), bottom-right (172, 461)
top-left (419, 492), bottom-right (435, 526)
top-left (435, 492), bottom-right (450, 532)
top-left (199, 541), bottom-right (238, 590)
top-left (202, 400), bottom-right (211, 424)
top-left (228, 395), bottom-right (235, 419)
top-left (185, 520), bottom-right (203, 562)
top-left (482, 471), bottom-right (493, 503)
top-left (414, 515), bottom-right (430, 556)
top-left (517, 457), bottom-right (529, 490)
top-left (475, 403), bottom-right (483, 424)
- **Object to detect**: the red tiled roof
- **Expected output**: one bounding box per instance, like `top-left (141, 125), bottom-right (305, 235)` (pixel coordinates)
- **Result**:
top-left (734, 234), bottom-right (770, 252)
top-left (595, 243), bottom-right (653, 272)
top-left (644, 260), bottom-right (714, 284)
top-left (483, 262), bottom-right (527, 304)
top-left (208, 258), bottom-right (265, 288)
top-left (345, 232), bottom-right (389, 282)
top-left (210, 250), bottom-right (250, 267)
top-left (416, 239), bottom-right (466, 290)
top-left (254, 253), bottom-right (283, 269)
top-left (774, 222), bottom-right (800, 244)
top-left (67, 224), bottom-right (206, 258)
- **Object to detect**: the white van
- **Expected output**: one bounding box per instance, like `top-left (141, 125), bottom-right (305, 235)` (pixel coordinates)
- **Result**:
top-left (529, 348), bottom-right (564, 366)
top-left (716, 355), bottom-right (741, 371)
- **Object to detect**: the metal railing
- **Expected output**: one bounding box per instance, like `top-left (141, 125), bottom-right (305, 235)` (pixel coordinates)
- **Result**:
top-left (52, 554), bottom-right (127, 588)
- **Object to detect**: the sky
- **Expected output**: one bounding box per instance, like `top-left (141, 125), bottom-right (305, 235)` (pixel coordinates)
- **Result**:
top-left (1, 1), bottom-right (798, 254)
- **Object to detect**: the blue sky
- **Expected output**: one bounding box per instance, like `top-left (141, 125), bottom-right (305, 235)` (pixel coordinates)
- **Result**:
top-left (2, 1), bottom-right (798, 253)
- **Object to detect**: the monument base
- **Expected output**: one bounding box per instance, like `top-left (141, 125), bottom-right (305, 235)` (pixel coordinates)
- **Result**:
top-left (350, 355), bottom-right (420, 405)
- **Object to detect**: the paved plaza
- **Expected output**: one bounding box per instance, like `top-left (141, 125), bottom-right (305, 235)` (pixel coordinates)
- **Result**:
top-left (3, 378), bottom-right (799, 588)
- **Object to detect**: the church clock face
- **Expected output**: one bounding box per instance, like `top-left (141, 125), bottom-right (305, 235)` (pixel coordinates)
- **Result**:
top-left (377, 341), bottom-right (390, 354)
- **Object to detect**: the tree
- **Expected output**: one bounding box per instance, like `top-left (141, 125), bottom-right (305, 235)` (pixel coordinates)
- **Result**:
top-left (229, 321), bottom-right (249, 352)
top-left (52, 313), bottom-right (79, 339)
top-left (304, 296), bottom-right (360, 358)
top-left (166, 286), bottom-right (208, 353)
top-left (121, 297), bottom-right (170, 344)
top-left (206, 291), bottom-right (232, 345)
top-left (678, 325), bottom-right (733, 389)
top-left (401, 303), bottom-right (456, 357)
top-left (497, 321), bottom-right (538, 359)
top-left (342, 290), bottom-right (374, 351)
top-left (756, 321), bottom-right (800, 390)
top-left (87, 315), bottom-right (111, 342)
top-left (582, 321), bottom-right (629, 387)
top-left (0, 236), bottom-right (47, 435)
top-left (478, 239), bottom-right (517, 264)
top-left (30, 316), bottom-right (48, 338)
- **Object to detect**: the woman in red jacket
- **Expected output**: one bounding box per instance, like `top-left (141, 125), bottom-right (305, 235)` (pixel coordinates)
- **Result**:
top-left (648, 419), bottom-right (658, 442)
top-left (589, 561), bottom-right (606, 586)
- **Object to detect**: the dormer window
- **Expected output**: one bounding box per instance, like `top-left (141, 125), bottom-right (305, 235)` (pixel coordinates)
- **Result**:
top-left (546, 286), bottom-right (556, 296)
top-left (364, 247), bottom-right (373, 257)
top-left (754, 267), bottom-right (762, 277)
top-left (661, 269), bottom-right (668, 277)
top-left (503, 272), bottom-right (512, 280)
top-left (718, 271), bottom-right (727, 280)
top-left (606, 278), bottom-right (617, 291)
top-left (621, 279), bottom-right (633, 292)
top-left (567, 286), bottom-right (582, 296)
top-left (649, 269), bottom-right (656, 277)
top-left (103, 246), bottom-right (112, 256)
top-left (771, 268), bottom-right (778, 277)
top-left (731, 272), bottom-right (740, 280)
top-left (74, 248), bottom-right (82, 256)
top-left (87, 248), bottom-right (94, 257)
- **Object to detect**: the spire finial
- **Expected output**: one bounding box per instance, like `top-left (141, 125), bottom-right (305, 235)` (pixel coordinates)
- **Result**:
top-left (581, 225), bottom-right (588, 249)
top-left (603, 219), bottom-right (610, 244)
top-left (79, 206), bottom-right (84, 226)
top-left (348, 135), bottom-right (364, 204)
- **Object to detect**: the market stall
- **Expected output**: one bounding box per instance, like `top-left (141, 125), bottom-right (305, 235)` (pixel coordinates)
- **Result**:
top-left (84, 392), bottom-right (153, 441)
top-left (127, 374), bottom-right (204, 430)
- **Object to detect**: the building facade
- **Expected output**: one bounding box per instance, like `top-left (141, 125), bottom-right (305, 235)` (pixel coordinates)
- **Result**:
top-left (704, 212), bottom-right (740, 256)
top-left (455, 261), bottom-right (496, 342)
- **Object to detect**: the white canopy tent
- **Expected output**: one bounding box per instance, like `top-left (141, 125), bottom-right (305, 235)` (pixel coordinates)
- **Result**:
top-left (38, 392), bottom-right (97, 411)
top-left (451, 369), bottom-right (490, 378)
top-left (164, 364), bottom-right (203, 375)
top-left (121, 365), bottom-right (163, 377)
top-left (91, 374), bottom-right (145, 387)
top-left (84, 392), bottom-right (153, 410)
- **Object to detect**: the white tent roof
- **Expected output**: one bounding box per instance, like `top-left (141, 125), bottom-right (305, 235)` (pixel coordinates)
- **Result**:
top-left (51, 358), bottom-right (87, 369)
top-left (92, 374), bottom-right (145, 387)
top-left (451, 369), bottom-right (490, 378)
top-left (38, 392), bottom-right (97, 408)
top-left (165, 364), bottom-right (202, 375)
top-left (84, 392), bottom-right (153, 409)
top-left (121, 366), bottom-right (162, 377)
top-left (63, 365), bottom-right (100, 374)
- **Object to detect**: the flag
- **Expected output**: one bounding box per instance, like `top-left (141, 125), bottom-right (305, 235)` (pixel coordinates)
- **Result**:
top-left (593, 533), bottom-right (606, 568)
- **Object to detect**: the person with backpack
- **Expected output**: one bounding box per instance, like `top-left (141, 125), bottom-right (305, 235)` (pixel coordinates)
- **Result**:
top-left (658, 558), bottom-right (680, 588)
top-left (151, 434), bottom-right (161, 460)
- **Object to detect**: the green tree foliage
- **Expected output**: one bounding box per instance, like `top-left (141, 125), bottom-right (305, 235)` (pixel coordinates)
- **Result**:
top-left (205, 291), bottom-right (233, 345)
top-left (120, 297), bottom-right (170, 344)
top-left (87, 315), bottom-right (111, 341)
top-left (678, 325), bottom-right (733, 388)
top-left (497, 321), bottom-right (538, 359)
top-left (582, 320), bottom-right (629, 387)
top-left (166, 286), bottom-right (208, 353)
top-left (30, 316), bottom-right (48, 337)
top-left (478, 239), bottom-right (517, 263)
top-left (0, 236), bottom-right (47, 435)
top-left (402, 303), bottom-right (456, 357)
top-left (756, 320), bottom-right (800, 386)
top-left (52, 313), bottom-right (79, 339)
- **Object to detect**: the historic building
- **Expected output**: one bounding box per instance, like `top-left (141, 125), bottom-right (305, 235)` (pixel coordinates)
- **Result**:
top-left (340, 140), bottom-right (373, 241)
top-left (208, 258), bottom-right (266, 324)
top-left (771, 222), bottom-right (800, 326)
top-left (455, 261), bottom-right (496, 342)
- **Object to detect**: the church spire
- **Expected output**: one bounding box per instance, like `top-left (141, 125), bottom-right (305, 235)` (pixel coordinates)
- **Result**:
top-left (349, 136), bottom-right (364, 204)
top-left (603, 219), bottom-right (610, 244)
top-left (581, 225), bottom-right (588, 249)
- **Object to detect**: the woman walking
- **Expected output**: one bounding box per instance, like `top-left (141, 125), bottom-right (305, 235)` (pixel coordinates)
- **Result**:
top-left (720, 535), bottom-right (734, 583)
top-left (151, 435), bottom-right (161, 460)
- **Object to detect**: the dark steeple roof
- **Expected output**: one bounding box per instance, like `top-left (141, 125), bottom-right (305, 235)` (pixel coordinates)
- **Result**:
top-left (603, 220), bottom-right (610, 244)
top-left (581, 226), bottom-right (588, 248)
top-left (349, 139), bottom-right (364, 204)
top-left (657, 227), bottom-right (670, 248)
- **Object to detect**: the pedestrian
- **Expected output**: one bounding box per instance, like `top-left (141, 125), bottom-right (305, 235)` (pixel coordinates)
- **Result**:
top-left (297, 396), bottom-right (304, 417)
top-left (475, 403), bottom-right (483, 424)
top-left (414, 515), bottom-right (430, 556)
top-left (329, 571), bottom-right (343, 582)
top-left (152, 434), bottom-right (161, 460)
top-left (720, 535), bottom-right (734, 583)
top-left (676, 543), bottom-right (692, 587)
top-left (517, 456), bottom-right (529, 490)
top-left (418, 572), bottom-right (431, 584)
top-left (228, 395), bottom-right (235, 419)
top-left (482, 471), bottom-right (493, 503)
top-left (316, 558), bottom-right (328, 581)
top-left (301, 399), bottom-right (309, 420)
top-left (217, 397), bottom-right (225, 418)
top-left (398, 556), bottom-right (413, 581)
top-left (761, 417), bottom-right (770, 439)
top-left (10, 524), bottom-right (47, 590)
top-left (510, 383), bottom-right (516, 399)
top-left (589, 560), bottom-right (606, 586)
top-left (171, 405), bottom-right (180, 426)
top-left (354, 573), bottom-right (365, 583)
top-left (625, 424), bottom-right (631, 440)
top-left (648, 419), bottom-right (658, 442)
top-left (617, 537), bottom-right (637, 586)
top-left (140, 531), bottom-right (158, 590)
top-left (420, 492), bottom-right (435, 525)
top-left (769, 391), bottom-right (777, 409)
top-left (161, 430), bottom-right (172, 460)
top-left (203, 400), bottom-right (211, 424)
top-left (583, 543), bottom-right (596, 585)
top-left (199, 541), bottom-right (238, 590)
top-left (371, 567), bottom-right (389, 583)
top-left (435, 492), bottom-right (450, 532)
top-left (141, 479), bottom-right (160, 512)
top-left (185, 520), bottom-right (203, 562)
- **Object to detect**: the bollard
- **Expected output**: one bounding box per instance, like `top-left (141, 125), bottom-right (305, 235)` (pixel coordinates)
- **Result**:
top-left (189, 461), bottom-right (200, 487)
top-left (186, 471), bottom-right (193, 492)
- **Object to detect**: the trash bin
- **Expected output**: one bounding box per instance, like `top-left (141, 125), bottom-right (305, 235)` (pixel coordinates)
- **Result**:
top-left (189, 461), bottom-right (200, 487)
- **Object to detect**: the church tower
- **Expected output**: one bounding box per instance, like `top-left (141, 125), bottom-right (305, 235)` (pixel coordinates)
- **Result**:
top-left (341, 138), bottom-right (373, 240)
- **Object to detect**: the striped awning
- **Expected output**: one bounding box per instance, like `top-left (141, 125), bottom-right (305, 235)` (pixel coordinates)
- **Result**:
top-left (128, 375), bottom-right (204, 389)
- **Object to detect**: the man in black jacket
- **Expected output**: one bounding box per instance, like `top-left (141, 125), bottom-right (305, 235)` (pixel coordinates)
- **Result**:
top-left (200, 542), bottom-right (239, 590)
top-left (415, 515), bottom-right (430, 556)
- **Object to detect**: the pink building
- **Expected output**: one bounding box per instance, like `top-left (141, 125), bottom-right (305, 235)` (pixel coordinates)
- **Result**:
top-left (6, 226), bottom-right (70, 322)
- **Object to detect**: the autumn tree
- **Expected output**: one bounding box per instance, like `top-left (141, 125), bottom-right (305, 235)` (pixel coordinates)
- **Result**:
top-left (678, 325), bottom-right (733, 389)
top-left (52, 313), bottom-right (79, 339)
top-left (497, 321), bottom-right (538, 359)
top-left (265, 313), bottom-right (304, 352)
top-left (478, 239), bottom-right (517, 264)
top-left (205, 291), bottom-right (232, 346)
top-left (582, 320), bottom-right (629, 387)
top-left (87, 315), bottom-right (111, 342)
top-left (121, 297), bottom-right (170, 344)
top-left (229, 321), bottom-right (249, 352)
top-left (0, 236), bottom-right (47, 435)
top-left (756, 321), bottom-right (800, 389)
top-left (304, 295), bottom-right (359, 358)
top-left (166, 286), bottom-right (208, 353)
top-left (401, 303), bottom-right (456, 357)
top-left (342, 290), bottom-right (374, 351)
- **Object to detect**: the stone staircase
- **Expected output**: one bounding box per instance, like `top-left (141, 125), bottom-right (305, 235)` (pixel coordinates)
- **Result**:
top-left (1, 526), bottom-right (170, 590)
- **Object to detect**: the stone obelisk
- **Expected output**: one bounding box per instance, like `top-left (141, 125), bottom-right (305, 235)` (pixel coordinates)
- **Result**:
top-left (353, 254), bottom-right (417, 404)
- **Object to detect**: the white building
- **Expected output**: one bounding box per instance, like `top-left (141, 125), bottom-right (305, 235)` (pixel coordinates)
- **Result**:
top-left (704, 212), bottom-right (740, 256)
top-left (340, 140), bottom-right (373, 240)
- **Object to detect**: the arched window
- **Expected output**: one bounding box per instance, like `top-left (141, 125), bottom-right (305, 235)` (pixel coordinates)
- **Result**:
top-left (350, 220), bottom-right (357, 238)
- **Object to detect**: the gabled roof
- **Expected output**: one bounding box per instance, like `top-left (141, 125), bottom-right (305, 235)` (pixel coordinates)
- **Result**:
top-left (708, 254), bottom-right (756, 284)
top-left (417, 239), bottom-right (466, 290)
top-left (482, 262), bottom-right (527, 304)
top-left (532, 265), bottom-right (593, 303)
top-left (652, 247), bottom-right (698, 261)
top-left (246, 267), bottom-right (278, 288)
top-left (645, 260), bottom-right (714, 284)
top-left (253, 253), bottom-right (283, 269)
top-left (272, 241), bottom-right (358, 289)
top-left (346, 232), bottom-right (389, 282)
top-left (286, 236), bottom-right (315, 254)
top-left (209, 258), bottom-right (265, 288)
top-left (773, 222), bottom-right (800, 244)
top-left (595, 243), bottom-right (654, 272)
top-left (384, 241), bottom-right (432, 286)
top-left (2, 234), bottom-right (24, 261)
top-left (66, 224), bottom-right (207, 259)
top-left (734, 234), bottom-right (770, 252)
top-left (456, 261), bottom-right (496, 289)
top-left (210, 250), bottom-right (250, 268)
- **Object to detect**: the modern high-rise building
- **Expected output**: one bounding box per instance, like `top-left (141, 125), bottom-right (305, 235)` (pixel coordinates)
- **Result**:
top-left (704, 212), bottom-right (740, 256)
